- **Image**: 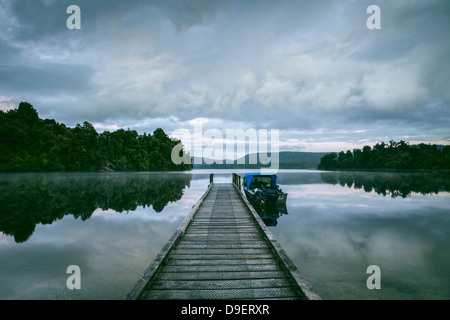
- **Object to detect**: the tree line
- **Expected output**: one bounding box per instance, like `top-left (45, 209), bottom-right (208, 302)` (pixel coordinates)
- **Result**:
top-left (318, 140), bottom-right (450, 170)
top-left (0, 102), bottom-right (193, 172)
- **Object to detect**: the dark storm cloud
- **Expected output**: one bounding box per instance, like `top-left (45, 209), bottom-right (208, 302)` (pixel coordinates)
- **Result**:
top-left (0, 63), bottom-right (93, 95)
top-left (0, 0), bottom-right (449, 150)
top-left (6, 0), bottom-right (227, 36)
top-left (8, 0), bottom-right (68, 40)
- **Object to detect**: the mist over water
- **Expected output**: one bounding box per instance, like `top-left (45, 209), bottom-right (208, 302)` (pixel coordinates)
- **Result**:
top-left (0, 170), bottom-right (449, 299)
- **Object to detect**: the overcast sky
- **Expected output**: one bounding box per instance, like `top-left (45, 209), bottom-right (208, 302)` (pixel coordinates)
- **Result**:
top-left (0, 0), bottom-right (449, 153)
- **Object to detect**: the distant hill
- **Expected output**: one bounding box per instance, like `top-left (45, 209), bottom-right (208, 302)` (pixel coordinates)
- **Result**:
top-left (192, 151), bottom-right (328, 169)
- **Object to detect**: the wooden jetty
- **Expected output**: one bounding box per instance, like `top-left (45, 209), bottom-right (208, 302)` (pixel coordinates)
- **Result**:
top-left (127, 174), bottom-right (320, 300)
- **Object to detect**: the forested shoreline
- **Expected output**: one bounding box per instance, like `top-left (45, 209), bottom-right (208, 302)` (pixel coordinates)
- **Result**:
top-left (0, 102), bottom-right (193, 172)
top-left (318, 140), bottom-right (450, 170)
top-left (3, 103), bottom-right (449, 172)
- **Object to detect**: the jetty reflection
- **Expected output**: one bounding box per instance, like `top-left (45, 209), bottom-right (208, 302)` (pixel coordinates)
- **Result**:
top-left (0, 173), bottom-right (192, 243)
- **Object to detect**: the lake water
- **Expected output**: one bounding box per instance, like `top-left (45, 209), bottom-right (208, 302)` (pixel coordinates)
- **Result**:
top-left (0, 169), bottom-right (449, 300)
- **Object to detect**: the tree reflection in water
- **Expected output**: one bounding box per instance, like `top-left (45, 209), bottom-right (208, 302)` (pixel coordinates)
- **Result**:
top-left (320, 171), bottom-right (450, 198)
top-left (0, 173), bottom-right (192, 243)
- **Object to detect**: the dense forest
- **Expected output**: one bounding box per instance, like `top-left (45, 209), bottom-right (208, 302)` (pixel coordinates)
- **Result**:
top-left (0, 102), bottom-right (192, 172)
top-left (318, 140), bottom-right (450, 170)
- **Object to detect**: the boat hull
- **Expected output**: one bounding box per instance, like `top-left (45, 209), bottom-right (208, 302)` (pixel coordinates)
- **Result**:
top-left (244, 188), bottom-right (288, 213)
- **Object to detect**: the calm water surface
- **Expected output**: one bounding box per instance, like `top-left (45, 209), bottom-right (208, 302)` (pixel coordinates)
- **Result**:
top-left (0, 170), bottom-right (449, 300)
top-left (271, 170), bottom-right (450, 300)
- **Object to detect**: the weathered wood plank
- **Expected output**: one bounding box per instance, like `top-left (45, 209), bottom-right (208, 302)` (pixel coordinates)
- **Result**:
top-left (170, 248), bottom-right (272, 256)
top-left (165, 258), bottom-right (278, 266)
top-left (170, 253), bottom-right (273, 261)
top-left (188, 219), bottom-right (256, 224)
top-left (182, 234), bottom-right (263, 241)
top-left (188, 223), bottom-right (257, 228)
top-left (155, 270), bottom-right (288, 281)
top-left (175, 243), bottom-right (272, 250)
top-left (157, 264), bottom-right (284, 273)
top-left (185, 229), bottom-right (261, 234)
top-left (150, 278), bottom-right (296, 290)
top-left (140, 287), bottom-right (302, 300)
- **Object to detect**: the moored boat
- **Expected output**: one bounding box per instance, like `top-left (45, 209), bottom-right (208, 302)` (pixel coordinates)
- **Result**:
top-left (242, 173), bottom-right (288, 222)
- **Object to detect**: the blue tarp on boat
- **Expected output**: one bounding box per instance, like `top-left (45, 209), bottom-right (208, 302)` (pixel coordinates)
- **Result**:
top-left (243, 173), bottom-right (277, 190)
